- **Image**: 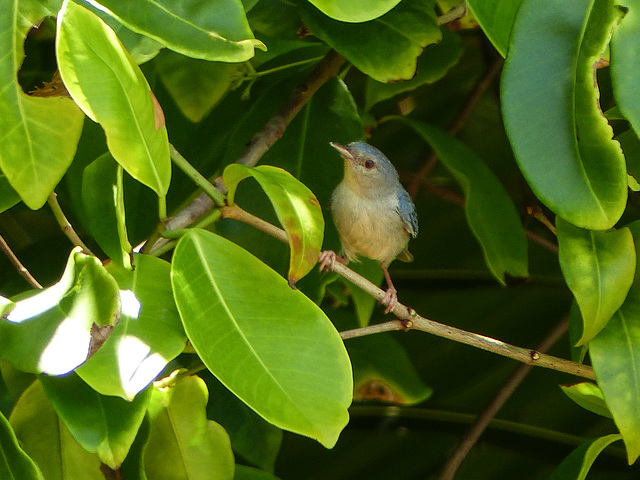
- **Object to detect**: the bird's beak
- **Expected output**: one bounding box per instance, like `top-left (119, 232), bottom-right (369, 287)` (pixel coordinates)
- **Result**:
top-left (329, 142), bottom-right (354, 162)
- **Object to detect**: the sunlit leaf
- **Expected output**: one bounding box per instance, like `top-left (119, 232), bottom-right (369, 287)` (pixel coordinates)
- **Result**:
top-left (307, 0), bottom-right (401, 22)
top-left (560, 382), bottom-right (612, 419)
top-left (501, 0), bottom-right (627, 229)
top-left (171, 229), bottom-right (352, 447)
top-left (57, 0), bottom-right (171, 197)
top-left (557, 219), bottom-right (635, 345)
top-left (224, 164), bottom-right (324, 286)
top-left (145, 376), bottom-right (234, 480)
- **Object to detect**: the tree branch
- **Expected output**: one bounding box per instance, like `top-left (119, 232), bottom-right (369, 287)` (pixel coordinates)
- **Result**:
top-left (47, 192), bottom-right (94, 256)
top-left (0, 234), bottom-right (42, 289)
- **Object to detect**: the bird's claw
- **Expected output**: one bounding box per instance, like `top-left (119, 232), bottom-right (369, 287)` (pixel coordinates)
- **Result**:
top-left (381, 287), bottom-right (398, 314)
top-left (318, 250), bottom-right (338, 272)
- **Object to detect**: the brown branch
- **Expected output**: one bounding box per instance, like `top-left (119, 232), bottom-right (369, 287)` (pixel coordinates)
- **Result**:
top-left (0, 234), bottom-right (42, 289)
top-left (437, 317), bottom-right (570, 480)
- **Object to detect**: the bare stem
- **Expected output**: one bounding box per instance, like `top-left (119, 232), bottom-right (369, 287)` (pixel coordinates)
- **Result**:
top-left (0, 234), bottom-right (42, 289)
top-left (170, 145), bottom-right (226, 207)
top-left (47, 192), bottom-right (95, 256)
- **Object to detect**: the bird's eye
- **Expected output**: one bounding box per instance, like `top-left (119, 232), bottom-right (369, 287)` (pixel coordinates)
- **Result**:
top-left (364, 159), bottom-right (375, 169)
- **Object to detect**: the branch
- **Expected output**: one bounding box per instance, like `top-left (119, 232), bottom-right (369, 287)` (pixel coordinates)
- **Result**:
top-left (0, 234), bottom-right (42, 289)
top-left (47, 192), bottom-right (95, 256)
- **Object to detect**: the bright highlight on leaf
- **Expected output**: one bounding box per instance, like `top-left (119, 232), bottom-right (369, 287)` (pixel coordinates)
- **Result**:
top-left (224, 164), bottom-right (325, 286)
top-left (502, 0), bottom-right (627, 230)
top-left (57, 0), bottom-right (171, 197)
top-left (307, 0), bottom-right (401, 22)
top-left (171, 229), bottom-right (352, 448)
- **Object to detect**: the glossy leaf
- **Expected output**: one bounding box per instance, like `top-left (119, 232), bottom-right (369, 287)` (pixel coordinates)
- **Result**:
top-left (10, 381), bottom-right (103, 480)
top-left (299, 0), bottom-right (441, 82)
top-left (156, 51), bottom-right (249, 123)
top-left (0, 0), bottom-right (84, 209)
top-left (40, 374), bottom-right (150, 469)
top-left (400, 119), bottom-right (529, 284)
top-left (557, 218), bottom-right (635, 345)
top-left (307, 0), bottom-right (401, 22)
top-left (0, 409), bottom-right (43, 480)
top-left (364, 29), bottom-right (463, 111)
top-left (145, 376), bottom-right (234, 480)
top-left (560, 382), bottom-right (612, 418)
top-left (466, 0), bottom-right (523, 57)
top-left (611, 0), bottom-right (640, 141)
top-left (82, 0), bottom-right (265, 62)
top-left (550, 434), bottom-right (623, 479)
top-left (590, 233), bottom-right (640, 463)
top-left (82, 154), bottom-right (131, 268)
top-left (0, 248), bottom-right (120, 375)
top-left (171, 229), bottom-right (352, 448)
top-left (0, 173), bottom-right (20, 214)
top-left (501, 0), bottom-right (627, 230)
top-left (57, 0), bottom-right (171, 197)
top-left (76, 255), bottom-right (187, 400)
top-left (224, 164), bottom-right (325, 286)
top-left (348, 334), bottom-right (432, 405)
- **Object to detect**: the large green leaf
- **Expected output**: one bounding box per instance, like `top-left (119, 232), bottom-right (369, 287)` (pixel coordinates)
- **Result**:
top-left (10, 380), bottom-right (103, 480)
top-left (0, 173), bottom-right (20, 214)
top-left (82, 0), bottom-right (265, 62)
top-left (40, 374), bottom-right (150, 469)
top-left (306, 0), bottom-right (401, 22)
top-left (171, 229), bottom-right (352, 448)
top-left (501, 0), bottom-right (627, 230)
top-left (557, 218), bottom-right (635, 345)
top-left (299, 0), bottom-right (441, 82)
top-left (224, 164), bottom-right (324, 286)
top-left (0, 0), bottom-right (84, 210)
top-left (76, 255), bottom-right (187, 400)
top-left (145, 376), bottom-right (234, 480)
top-left (0, 248), bottom-right (120, 375)
top-left (549, 434), bottom-right (623, 479)
top-left (81, 153), bottom-right (131, 268)
top-left (0, 409), bottom-right (43, 480)
top-left (400, 119), bottom-right (529, 284)
top-left (466, 0), bottom-right (523, 57)
top-left (611, 0), bottom-right (640, 141)
top-left (57, 0), bottom-right (171, 197)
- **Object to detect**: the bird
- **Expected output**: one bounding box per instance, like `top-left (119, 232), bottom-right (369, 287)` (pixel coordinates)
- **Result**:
top-left (319, 141), bottom-right (418, 313)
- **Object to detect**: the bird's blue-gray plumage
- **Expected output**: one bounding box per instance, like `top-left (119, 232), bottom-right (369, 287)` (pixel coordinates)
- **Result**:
top-left (328, 141), bottom-right (418, 268)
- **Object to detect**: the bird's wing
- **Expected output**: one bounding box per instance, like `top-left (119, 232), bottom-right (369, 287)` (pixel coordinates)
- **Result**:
top-left (397, 189), bottom-right (418, 238)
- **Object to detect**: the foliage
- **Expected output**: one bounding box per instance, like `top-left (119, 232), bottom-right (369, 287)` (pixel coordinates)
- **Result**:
top-left (1, 0), bottom-right (640, 478)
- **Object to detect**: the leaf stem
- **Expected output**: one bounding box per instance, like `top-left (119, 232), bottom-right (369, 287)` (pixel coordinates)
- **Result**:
top-left (254, 56), bottom-right (327, 77)
top-left (0, 234), bottom-right (42, 289)
top-left (169, 145), bottom-right (226, 207)
top-left (47, 192), bottom-right (95, 256)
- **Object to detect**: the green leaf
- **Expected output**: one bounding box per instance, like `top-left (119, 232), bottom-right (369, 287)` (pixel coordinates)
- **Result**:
top-left (0, 248), bottom-right (120, 375)
top-left (364, 29), bottom-right (463, 111)
top-left (466, 0), bottom-right (523, 57)
top-left (0, 173), bottom-right (20, 214)
top-left (501, 0), bottom-right (627, 230)
top-left (307, 0), bottom-right (401, 22)
top-left (82, 0), bottom-right (265, 62)
top-left (40, 374), bottom-right (150, 469)
top-left (224, 164), bottom-right (325, 286)
top-left (348, 334), bottom-right (432, 405)
top-left (119, 414), bottom-right (150, 480)
top-left (10, 380), bottom-right (103, 480)
top-left (145, 376), bottom-right (234, 480)
top-left (611, 0), bottom-right (640, 141)
top-left (299, 0), bottom-right (441, 82)
top-left (0, 0), bottom-right (84, 210)
top-left (399, 119), bottom-right (529, 284)
top-left (234, 465), bottom-right (282, 480)
top-left (549, 434), bottom-right (622, 479)
top-left (0, 409), bottom-right (44, 480)
top-left (0, 297), bottom-right (14, 318)
top-left (82, 154), bottom-right (131, 268)
top-left (76, 255), bottom-right (187, 400)
top-left (560, 382), bottom-right (612, 418)
top-left (557, 218), bottom-right (635, 345)
top-left (56, 0), bottom-right (171, 197)
top-left (171, 229), bottom-right (352, 448)
top-left (156, 51), bottom-right (249, 123)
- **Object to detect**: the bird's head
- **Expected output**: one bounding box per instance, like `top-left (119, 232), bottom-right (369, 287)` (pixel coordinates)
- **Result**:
top-left (330, 141), bottom-right (400, 193)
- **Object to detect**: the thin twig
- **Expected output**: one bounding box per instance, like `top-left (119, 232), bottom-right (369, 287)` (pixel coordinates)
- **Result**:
top-left (170, 145), bottom-right (226, 207)
top-left (221, 204), bottom-right (288, 243)
top-left (437, 317), bottom-right (570, 480)
top-left (437, 1), bottom-right (468, 25)
top-left (47, 192), bottom-right (94, 256)
top-left (0, 234), bottom-right (42, 289)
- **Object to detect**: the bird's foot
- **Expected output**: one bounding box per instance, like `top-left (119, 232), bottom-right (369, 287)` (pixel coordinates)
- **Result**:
top-left (381, 287), bottom-right (398, 314)
top-left (318, 250), bottom-right (346, 272)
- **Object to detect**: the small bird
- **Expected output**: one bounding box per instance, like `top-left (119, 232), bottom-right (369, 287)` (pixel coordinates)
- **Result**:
top-left (319, 141), bottom-right (418, 313)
